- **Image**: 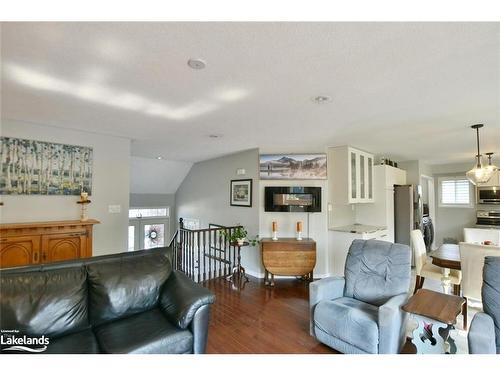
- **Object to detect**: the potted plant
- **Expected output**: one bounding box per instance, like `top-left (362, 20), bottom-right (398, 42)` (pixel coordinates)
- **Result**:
top-left (223, 226), bottom-right (259, 246)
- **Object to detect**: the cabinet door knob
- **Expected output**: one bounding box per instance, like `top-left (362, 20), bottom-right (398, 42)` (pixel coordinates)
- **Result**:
top-left (33, 252), bottom-right (39, 263)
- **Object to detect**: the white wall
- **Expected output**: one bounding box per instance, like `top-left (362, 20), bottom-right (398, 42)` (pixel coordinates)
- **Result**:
top-left (130, 156), bottom-right (192, 194)
top-left (259, 179), bottom-right (329, 277)
top-left (0, 120), bottom-right (130, 255)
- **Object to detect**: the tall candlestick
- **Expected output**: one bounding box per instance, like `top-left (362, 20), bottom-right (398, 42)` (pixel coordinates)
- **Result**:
top-left (272, 221), bottom-right (278, 241)
top-left (296, 221), bottom-right (303, 241)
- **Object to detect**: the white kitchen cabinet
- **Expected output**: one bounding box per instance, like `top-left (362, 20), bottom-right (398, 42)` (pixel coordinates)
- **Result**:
top-left (328, 146), bottom-right (374, 204)
top-left (328, 225), bottom-right (389, 276)
top-left (355, 165), bottom-right (407, 243)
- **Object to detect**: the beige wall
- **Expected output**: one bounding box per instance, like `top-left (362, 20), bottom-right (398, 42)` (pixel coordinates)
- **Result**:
top-left (0, 120), bottom-right (131, 256)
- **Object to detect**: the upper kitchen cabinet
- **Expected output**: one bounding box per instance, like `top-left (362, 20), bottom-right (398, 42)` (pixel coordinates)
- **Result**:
top-left (328, 146), bottom-right (374, 204)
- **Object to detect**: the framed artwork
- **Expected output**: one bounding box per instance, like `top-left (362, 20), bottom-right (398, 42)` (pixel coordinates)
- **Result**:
top-left (259, 154), bottom-right (327, 180)
top-left (230, 179), bottom-right (253, 207)
top-left (0, 136), bottom-right (93, 195)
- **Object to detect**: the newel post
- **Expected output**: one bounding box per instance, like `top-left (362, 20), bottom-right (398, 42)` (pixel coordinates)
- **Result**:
top-left (178, 218), bottom-right (184, 270)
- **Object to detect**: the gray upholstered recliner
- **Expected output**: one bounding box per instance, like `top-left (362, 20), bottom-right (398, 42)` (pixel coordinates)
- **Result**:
top-left (310, 239), bottom-right (411, 354)
top-left (468, 256), bottom-right (500, 354)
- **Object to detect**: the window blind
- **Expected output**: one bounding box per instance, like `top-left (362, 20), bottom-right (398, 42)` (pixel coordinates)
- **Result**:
top-left (441, 179), bottom-right (470, 205)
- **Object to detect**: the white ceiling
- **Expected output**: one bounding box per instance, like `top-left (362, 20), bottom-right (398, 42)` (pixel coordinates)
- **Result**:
top-left (1, 22), bottom-right (499, 164)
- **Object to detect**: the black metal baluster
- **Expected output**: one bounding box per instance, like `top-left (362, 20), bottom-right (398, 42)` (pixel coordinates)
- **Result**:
top-left (202, 231), bottom-right (207, 282)
top-left (224, 229), bottom-right (229, 276)
top-left (196, 231), bottom-right (200, 283)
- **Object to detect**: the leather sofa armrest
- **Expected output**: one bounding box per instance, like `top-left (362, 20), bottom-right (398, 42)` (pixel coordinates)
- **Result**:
top-left (160, 271), bottom-right (215, 329)
top-left (468, 312), bottom-right (497, 354)
top-left (309, 276), bottom-right (345, 336)
top-left (378, 293), bottom-right (409, 354)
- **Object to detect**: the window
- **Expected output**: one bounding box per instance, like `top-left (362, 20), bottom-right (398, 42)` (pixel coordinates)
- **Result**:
top-left (439, 177), bottom-right (473, 207)
top-left (128, 207), bottom-right (169, 219)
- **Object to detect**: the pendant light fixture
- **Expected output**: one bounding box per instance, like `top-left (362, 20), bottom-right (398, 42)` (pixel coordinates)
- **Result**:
top-left (485, 152), bottom-right (498, 175)
top-left (466, 124), bottom-right (494, 185)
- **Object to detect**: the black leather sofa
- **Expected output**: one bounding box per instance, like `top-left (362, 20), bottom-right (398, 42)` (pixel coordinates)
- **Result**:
top-left (0, 247), bottom-right (215, 354)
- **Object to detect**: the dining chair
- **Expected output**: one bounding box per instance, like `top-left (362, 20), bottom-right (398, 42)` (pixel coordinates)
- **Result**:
top-left (463, 228), bottom-right (500, 246)
top-left (459, 242), bottom-right (500, 330)
top-left (468, 256), bottom-right (500, 354)
top-left (411, 229), bottom-right (461, 295)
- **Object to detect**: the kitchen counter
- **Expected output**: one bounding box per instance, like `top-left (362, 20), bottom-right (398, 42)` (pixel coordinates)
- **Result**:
top-left (329, 224), bottom-right (387, 234)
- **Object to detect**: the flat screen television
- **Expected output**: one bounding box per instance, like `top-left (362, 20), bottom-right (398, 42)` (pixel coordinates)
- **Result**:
top-left (264, 186), bottom-right (321, 212)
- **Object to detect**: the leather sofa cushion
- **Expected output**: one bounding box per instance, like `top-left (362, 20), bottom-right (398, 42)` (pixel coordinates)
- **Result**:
top-left (94, 308), bottom-right (193, 354)
top-left (44, 329), bottom-right (100, 354)
top-left (314, 297), bottom-right (379, 354)
top-left (0, 267), bottom-right (89, 337)
top-left (344, 239), bottom-right (411, 306)
top-left (482, 256), bottom-right (500, 351)
top-left (87, 252), bottom-right (172, 326)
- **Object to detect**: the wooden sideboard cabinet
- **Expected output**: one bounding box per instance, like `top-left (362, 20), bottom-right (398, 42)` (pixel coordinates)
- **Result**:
top-left (260, 237), bottom-right (316, 286)
top-left (0, 219), bottom-right (100, 269)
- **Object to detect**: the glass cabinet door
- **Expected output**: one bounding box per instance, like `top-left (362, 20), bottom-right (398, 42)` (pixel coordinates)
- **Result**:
top-left (351, 152), bottom-right (357, 200)
top-left (368, 157), bottom-right (373, 200)
top-left (360, 154), bottom-right (365, 199)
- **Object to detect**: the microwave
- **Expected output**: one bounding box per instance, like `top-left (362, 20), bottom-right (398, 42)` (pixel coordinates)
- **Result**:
top-left (477, 186), bottom-right (500, 205)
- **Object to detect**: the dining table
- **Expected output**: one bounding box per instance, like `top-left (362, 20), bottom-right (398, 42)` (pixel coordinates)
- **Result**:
top-left (429, 243), bottom-right (461, 294)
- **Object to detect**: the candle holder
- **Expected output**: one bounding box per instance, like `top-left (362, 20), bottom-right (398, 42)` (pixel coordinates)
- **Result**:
top-left (271, 221), bottom-right (278, 240)
top-left (77, 199), bottom-right (91, 221)
top-left (296, 221), bottom-right (303, 240)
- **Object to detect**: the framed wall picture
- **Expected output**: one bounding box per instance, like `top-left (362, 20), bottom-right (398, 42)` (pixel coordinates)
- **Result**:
top-left (230, 179), bottom-right (253, 207)
top-left (259, 153), bottom-right (327, 180)
top-left (0, 136), bottom-right (93, 195)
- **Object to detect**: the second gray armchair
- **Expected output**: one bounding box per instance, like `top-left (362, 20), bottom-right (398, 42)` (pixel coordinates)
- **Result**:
top-left (468, 256), bottom-right (500, 354)
top-left (310, 239), bottom-right (411, 354)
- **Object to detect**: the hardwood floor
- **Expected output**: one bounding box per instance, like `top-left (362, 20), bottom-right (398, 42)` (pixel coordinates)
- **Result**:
top-left (203, 276), bottom-right (337, 354)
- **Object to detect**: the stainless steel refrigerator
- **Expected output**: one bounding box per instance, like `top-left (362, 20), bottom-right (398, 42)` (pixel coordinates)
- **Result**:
top-left (394, 184), bottom-right (423, 247)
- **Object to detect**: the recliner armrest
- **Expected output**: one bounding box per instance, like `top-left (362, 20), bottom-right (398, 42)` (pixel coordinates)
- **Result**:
top-left (309, 276), bottom-right (345, 336)
top-left (159, 271), bottom-right (215, 329)
top-left (468, 312), bottom-right (497, 354)
top-left (378, 293), bottom-right (409, 354)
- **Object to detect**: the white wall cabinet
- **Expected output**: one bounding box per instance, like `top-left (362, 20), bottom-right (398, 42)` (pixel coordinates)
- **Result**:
top-left (328, 146), bottom-right (374, 205)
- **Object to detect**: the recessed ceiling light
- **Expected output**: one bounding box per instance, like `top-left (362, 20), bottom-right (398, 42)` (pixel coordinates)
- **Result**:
top-left (187, 58), bottom-right (206, 70)
top-left (312, 95), bottom-right (332, 104)
top-left (208, 134), bottom-right (223, 139)
top-left (156, 156), bottom-right (163, 160)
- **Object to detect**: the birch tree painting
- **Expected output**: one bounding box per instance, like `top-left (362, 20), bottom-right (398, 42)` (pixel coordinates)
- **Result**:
top-left (0, 137), bottom-right (93, 195)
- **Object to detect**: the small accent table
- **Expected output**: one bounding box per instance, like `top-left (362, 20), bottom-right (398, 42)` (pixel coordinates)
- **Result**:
top-left (429, 244), bottom-right (461, 294)
top-left (226, 241), bottom-right (249, 288)
top-left (402, 289), bottom-right (465, 354)
top-left (260, 238), bottom-right (316, 287)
